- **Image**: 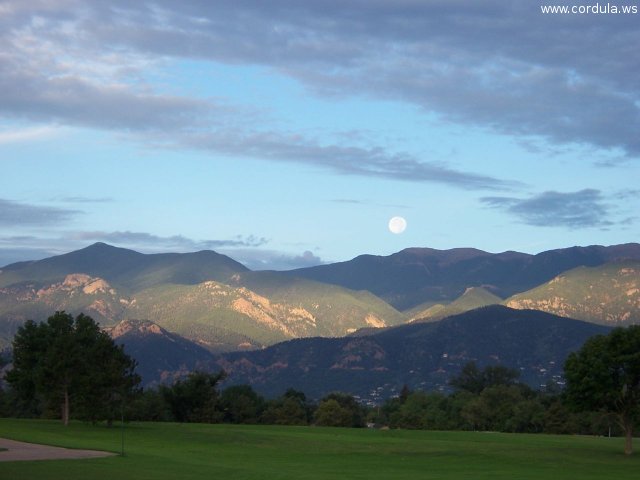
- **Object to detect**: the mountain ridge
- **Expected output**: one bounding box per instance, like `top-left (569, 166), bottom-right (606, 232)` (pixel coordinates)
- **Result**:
top-left (105, 318), bottom-right (215, 386)
top-left (0, 242), bottom-right (250, 292)
top-left (1, 242), bottom-right (638, 355)
top-left (506, 260), bottom-right (640, 325)
top-left (0, 244), bottom-right (405, 351)
top-left (216, 305), bottom-right (612, 402)
top-left (287, 243), bottom-right (640, 309)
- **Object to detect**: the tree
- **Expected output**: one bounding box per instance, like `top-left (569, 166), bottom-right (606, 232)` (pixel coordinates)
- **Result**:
top-left (564, 326), bottom-right (640, 455)
top-left (4, 320), bottom-right (45, 416)
top-left (6, 312), bottom-right (140, 425)
top-left (450, 362), bottom-right (485, 394)
top-left (450, 361), bottom-right (520, 394)
top-left (219, 385), bottom-right (264, 424)
top-left (314, 399), bottom-right (353, 427)
top-left (128, 388), bottom-right (172, 422)
top-left (72, 315), bottom-right (141, 425)
top-left (314, 393), bottom-right (365, 427)
top-left (391, 392), bottom-right (423, 429)
top-left (261, 389), bottom-right (309, 425)
top-left (0, 352), bottom-right (8, 416)
top-left (161, 370), bottom-right (226, 423)
top-left (461, 384), bottom-right (543, 433)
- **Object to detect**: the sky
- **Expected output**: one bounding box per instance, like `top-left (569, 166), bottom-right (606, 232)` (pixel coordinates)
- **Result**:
top-left (1, 0), bottom-right (639, 270)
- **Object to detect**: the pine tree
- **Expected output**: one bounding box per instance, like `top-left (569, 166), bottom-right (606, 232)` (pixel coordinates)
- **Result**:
top-left (6, 311), bottom-right (140, 425)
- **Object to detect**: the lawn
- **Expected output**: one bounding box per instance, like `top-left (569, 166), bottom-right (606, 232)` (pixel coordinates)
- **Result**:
top-left (0, 419), bottom-right (638, 480)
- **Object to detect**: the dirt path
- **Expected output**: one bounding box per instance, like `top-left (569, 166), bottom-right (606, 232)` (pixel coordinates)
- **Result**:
top-left (0, 438), bottom-right (116, 462)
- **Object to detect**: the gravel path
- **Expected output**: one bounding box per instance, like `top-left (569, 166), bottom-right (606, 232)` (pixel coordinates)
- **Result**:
top-left (0, 438), bottom-right (116, 462)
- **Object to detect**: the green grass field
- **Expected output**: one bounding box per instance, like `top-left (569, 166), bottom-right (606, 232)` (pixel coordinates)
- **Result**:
top-left (1, 419), bottom-right (638, 479)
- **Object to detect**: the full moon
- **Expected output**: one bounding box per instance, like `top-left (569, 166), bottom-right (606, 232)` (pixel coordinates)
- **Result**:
top-left (388, 216), bottom-right (407, 234)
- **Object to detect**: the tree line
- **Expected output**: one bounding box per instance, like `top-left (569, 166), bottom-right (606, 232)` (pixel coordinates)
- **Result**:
top-left (1, 312), bottom-right (639, 455)
top-left (116, 363), bottom-right (635, 440)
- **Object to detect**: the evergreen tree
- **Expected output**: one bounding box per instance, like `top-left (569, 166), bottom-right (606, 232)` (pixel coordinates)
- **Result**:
top-left (219, 385), bottom-right (264, 424)
top-left (160, 370), bottom-right (226, 423)
top-left (6, 311), bottom-right (140, 425)
top-left (261, 389), bottom-right (309, 425)
top-left (314, 393), bottom-right (365, 427)
top-left (564, 326), bottom-right (640, 455)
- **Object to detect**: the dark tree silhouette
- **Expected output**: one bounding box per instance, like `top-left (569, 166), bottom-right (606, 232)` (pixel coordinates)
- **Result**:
top-left (6, 311), bottom-right (139, 425)
top-left (564, 326), bottom-right (640, 455)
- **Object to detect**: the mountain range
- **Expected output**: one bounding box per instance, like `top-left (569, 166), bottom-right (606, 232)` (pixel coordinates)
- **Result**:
top-left (1, 242), bottom-right (639, 352)
top-left (287, 243), bottom-right (640, 310)
top-left (0, 243), bottom-right (404, 351)
top-left (1, 241), bottom-right (639, 398)
top-left (97, 305), bottom-right (611, 402)
top-left (215, 305), bottom-right (612, 401)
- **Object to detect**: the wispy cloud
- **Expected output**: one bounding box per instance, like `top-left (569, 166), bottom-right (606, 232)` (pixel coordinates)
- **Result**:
top-left (0, 198), bottom-right (82, 226)
top-left (0, 247), bottom-right (56, 268)
top-left (219, 248), bottom-right (324, 271)
top-left (0, 125), bottom-right (61, 145)
top-left (0, 62), bottom-right (212, 132)
top-left (481, 189), bottom-right (616, 228)
top-left (613, 189), bottom-right (640, 200)
top-left (179, 130), bottom-right (515, 190)
top-left (0, 231), bottom-right (318, 271)
top-left (69, 230), bottom-right (269, 250)
top-left (0, 230), bottom-right (271, 267)
top-left (55, 196), bottom-right (114, 204)
top-left (331, 198), bottom-right (410, 209)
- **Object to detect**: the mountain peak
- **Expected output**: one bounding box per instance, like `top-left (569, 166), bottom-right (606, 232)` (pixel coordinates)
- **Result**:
top-left (106, 319), bottom-right (167, 339)
top-left (86, 241), bottom-right (117, 250)
top-left (0, 243), bottom-right (249, 292)
top-left (399, 246), bottom-right (490, 257)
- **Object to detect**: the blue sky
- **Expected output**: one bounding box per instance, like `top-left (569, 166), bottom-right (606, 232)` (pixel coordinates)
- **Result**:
top-left (1, 1), bottom-right (638, 269)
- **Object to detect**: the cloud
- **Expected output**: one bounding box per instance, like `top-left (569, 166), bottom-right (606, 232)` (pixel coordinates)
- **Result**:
top-left (0, 247), bottom-right (56, 268)
top-left (56, 196), bottom-right (114, 203)
top-left (69, 230), bottom-right (268, 250)
top-left (0, 0), bottom-right (630, 157)
top-left (0, 60), bottom-right (212, 132)
top-left (180, 130), bottom-right (516, 190)
top-left (219, 248), bottom-right (324, 271)
top-left (481, 189), bottom-right (615, 228)
top-left (331, 198), bottom-right (410, 209)
top-left (0, 230), bottom-right (272, 267)
top-left (0, 235), bottom-right (73, 267)
top-left (613, 189), bottom-right (640, 200)
top-left (0, 0), bottom-right (637, 195)
top-left (0, 3), bottom-right (519, 191)
top-left (0, 232), bottom-right (320, 271)
top-left (0, 125), bottom-right (61, 145)
top-left (0, 198), bottom-right (81, 226)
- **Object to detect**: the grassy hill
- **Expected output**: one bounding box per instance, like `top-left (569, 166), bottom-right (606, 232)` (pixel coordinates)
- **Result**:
top-left (505, 260), bottom-right (640, 325)
top-left (409, 286), bottom-right (502, 322)
top-left (1, 419), bottom-right (638, 480)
